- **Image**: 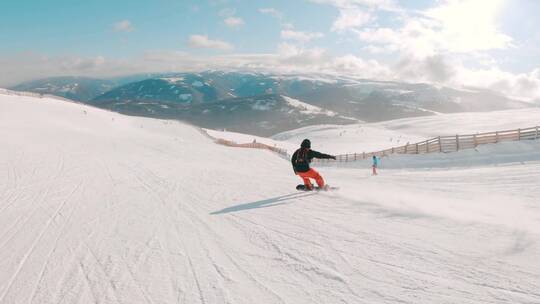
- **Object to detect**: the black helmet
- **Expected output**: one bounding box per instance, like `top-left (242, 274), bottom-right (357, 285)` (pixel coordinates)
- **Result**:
top-left (301, 139), bottom-right (311, 148)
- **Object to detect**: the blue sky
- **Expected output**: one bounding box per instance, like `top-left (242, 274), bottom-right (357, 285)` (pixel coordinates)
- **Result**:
top-left (1, 0), bottom-right (539, 101)
top-left (1, 0), bottom-right (334, 56)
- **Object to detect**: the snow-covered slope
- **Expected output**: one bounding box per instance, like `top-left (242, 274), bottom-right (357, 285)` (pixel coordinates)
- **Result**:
top-left (375, 108), bottom-right (540, 137)
top-left (282, 95), bottom-right (338, 117)
top-left (1, 92), bottom-right (539, 303)
top-left (11, 76), bottom-right (116, 102)
top-left (273, 108), bottom-right (540, 155)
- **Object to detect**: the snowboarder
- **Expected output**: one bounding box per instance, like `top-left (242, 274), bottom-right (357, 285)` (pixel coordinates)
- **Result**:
top-left (291, 139), bottom-right (336, 190)
top-left (372, 155), bottom-right (379, 175)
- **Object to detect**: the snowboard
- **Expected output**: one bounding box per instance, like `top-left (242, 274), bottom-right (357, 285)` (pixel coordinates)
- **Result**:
top-left (296, 184), bottom-right (339, 191)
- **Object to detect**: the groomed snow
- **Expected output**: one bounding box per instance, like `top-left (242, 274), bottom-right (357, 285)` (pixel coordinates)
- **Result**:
top-left (1, 92), bottom-right (539, 303)
top-left (160, 77), bottom-right (184, 84)
top-left (273, 108), bottom-right (540, 155)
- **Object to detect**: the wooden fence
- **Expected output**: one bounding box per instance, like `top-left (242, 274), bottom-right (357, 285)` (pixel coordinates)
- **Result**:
top-left (314, 125), bottom-right (540, 163)
top-left (198, 128), bottom-right (289, 158)
top-left (200, 125), bottom-right (540, 163)
top-left (214, 138), bottom-right (289, 156)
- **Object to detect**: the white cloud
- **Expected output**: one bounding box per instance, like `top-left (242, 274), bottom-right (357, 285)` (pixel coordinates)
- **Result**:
top-left (60, 55), bottom-right (106, 71)
top-left (277, 43), bottom-right (328, 64)
top-left (3, 50), bottom-right (539, 102)
top-left (424, 0), bottom-right (512, 52)
top-left (0, 48), bottom-right (389, 87)
top-left (311, 0), bottom-right (399, 31)
top-left (224, 17), bottom-right (244, 27)
top-left (259, 8), bottom-right (284, 19)
top-left (356, 0), bottom-right (512, 57)
top-left (331, 54), bottom-right (392, 77)
top-left (113, 20), bottom-right (134, 32)
top-left (143, 50), bottom-right (189, 62)
top-left (219, 7), bottom-right (244, 28)
top-left (454, 66), bottom-right (540, 102)
top-left (332, 8), bottom-right (373, 32)
top-left (188, 35), bottom-right (234, 51)
top-left (316, 0), bottom-right (512, 56)
top-left (281, 30), bottom-right (324, 43)
top-left (0, 53), bottom-right (112, 87)
top-left (310, 0), bottom-right (397, 10)
top-left (393, 55), bottom-right (456, 84)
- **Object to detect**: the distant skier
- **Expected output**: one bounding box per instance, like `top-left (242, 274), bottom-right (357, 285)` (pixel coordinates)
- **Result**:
top-left (291, 139), bottom-right (336, 190)
top-left (372, 155), bottom-right (379, 175)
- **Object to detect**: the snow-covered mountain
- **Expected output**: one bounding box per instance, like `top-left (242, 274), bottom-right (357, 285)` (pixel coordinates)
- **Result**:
top-left (11, 72), bottom-right (533, 136)
top-left (92, 74), bottom-right (233, 104)
top-left (94, 92), bottom-right (355, 136)
top-left (11, 76), bottom-right (117, 101)
top-left (1, 90), bottom-right (539, 303)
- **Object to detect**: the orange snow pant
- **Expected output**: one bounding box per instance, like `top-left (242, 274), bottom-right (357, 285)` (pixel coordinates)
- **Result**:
top-left (297, 168), bottom-right (325, 189)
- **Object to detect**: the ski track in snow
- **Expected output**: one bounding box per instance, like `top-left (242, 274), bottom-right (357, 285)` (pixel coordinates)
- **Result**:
top-left (1, 93), bottom-right (540, 303)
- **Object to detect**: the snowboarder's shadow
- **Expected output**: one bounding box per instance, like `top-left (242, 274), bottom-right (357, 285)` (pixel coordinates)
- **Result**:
top-left (210, 192), bottom-right (315, 215)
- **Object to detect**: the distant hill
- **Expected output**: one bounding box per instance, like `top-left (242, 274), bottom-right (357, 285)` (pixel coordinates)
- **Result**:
top-left (92, 75), bottom-right (233, 105)
top-left (11, 71), bottom-right (532, 136)
top-left (10, 76), bottom-right (117, 102)
top-left (93, 93), bottom-right (356, 136)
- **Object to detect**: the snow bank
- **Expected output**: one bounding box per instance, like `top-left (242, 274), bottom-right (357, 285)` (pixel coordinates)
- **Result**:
top-left (274, 123), bottom-right (424, 155)
top-left (375, 108), bottom-right (540, 138)
top-left (282, 96), bottom-right (337, 117)
top-left (273, 108), bottom-right (540, 155)
top-left (318, 140), bottom-right (540, 170)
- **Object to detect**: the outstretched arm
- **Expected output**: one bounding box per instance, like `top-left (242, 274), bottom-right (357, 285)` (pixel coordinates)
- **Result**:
top-left (311, 150), bottom-right (336, 160)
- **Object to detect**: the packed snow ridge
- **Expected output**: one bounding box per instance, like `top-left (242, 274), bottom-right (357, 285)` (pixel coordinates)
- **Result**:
top-left (1, 91), bottom-right (539, 303)
top-left (282, 95), bottom-right (337, 116)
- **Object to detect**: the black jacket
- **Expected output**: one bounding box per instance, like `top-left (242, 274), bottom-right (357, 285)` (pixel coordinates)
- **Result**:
top-left (291, 148), bottom-right (334, 173)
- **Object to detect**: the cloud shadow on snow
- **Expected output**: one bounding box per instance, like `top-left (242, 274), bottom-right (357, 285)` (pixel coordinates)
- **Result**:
top-left (210, 192), bottom-right (315, 215)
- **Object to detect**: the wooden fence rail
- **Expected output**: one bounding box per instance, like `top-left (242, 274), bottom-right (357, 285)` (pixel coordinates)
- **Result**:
top-left (313, 125), bottom-right (540, 164)
top-left (198, 128), bottom-right (289, 158)
top-left (214, 138), bottom-right (289, 156)
top-left (200, 125), bottom-right (540, 164)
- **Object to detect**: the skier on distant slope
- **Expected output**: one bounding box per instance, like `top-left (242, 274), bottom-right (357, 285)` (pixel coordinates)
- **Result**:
top-left (292, 139), bottom-right (336, 190)
top-left (372, 155), bottom-right (379, 175)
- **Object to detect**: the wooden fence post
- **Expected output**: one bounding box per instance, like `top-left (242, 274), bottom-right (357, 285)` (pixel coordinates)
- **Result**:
top-left (536, 126), bottom-right (539, 139)
top-left (495, 131), bottom-right (499, 143)
top-left (518, 128), bottom-right (521, 140)
top-left (363, 152), bottom-right (365, 159)
top-left (438, 136), bottom-right (442, 152)
top-left (424, 140), bottom-right (428, 153)
top-left (415, 143), bottom-right (419, 154)
top-left (345, 154), bottom-right (348, 162)
top-left (391, 147), bottom-right (395, 154)
top-left (405, 144), bottom-right (408, 154)
top-left (473, 134), bottom-right (477, 147)
top-left (354, 153), bottom-right (357, 161)
top-left (456, 134), bottom-right (459, 151)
